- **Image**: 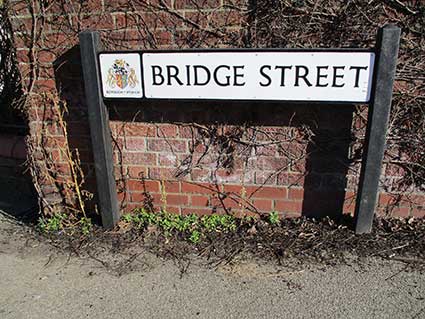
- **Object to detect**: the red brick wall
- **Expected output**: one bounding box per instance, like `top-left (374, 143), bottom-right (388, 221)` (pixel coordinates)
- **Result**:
top-left (6, 0), bottom-right (425, 219)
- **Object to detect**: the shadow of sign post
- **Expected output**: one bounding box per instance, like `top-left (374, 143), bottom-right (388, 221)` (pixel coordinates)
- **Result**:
top-left (79, 25), bottom-right (400, 233)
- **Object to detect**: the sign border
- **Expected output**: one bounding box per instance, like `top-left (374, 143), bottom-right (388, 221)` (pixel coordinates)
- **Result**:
top-left (98, 48), bottom-right (376, 105)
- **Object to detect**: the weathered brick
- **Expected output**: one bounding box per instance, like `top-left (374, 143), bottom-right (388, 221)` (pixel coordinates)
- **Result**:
top-left (214, 169), bottom-right (242, 184)
top-left (104, 0), bottom-right (134, 12)
top-left (147, 139), bottom-right (187, 153)
top-left (38, 65), bottom-right (56, 78)
top-left (122, 202), bottom-right (142, 212)
top-left (246, 186), bottom-right (287, 199)
top-left (379, 193), bottom-right (397, 206)
top-left (80, 14), bottom-right (115, 30)
top-left (223, 184), bottom-right (243, 194)
top-left (9, 1), bottom-right (32, 16)
top-left (127, 179), bottom-right (160, 193)
top-left (156, 205), bottom-right (181, 214)
top-left (122, 152), bottom-right (156, 165)
top-left (288, 188), bottom-right (304, 200)
top-left (255, 170), bottom-right (277, 185)
top-left (290, 158), bottom-right (307, 173)
top-left (124, 138), bottom-right (146, 151)
top-left (179, 126), bottom-right (194, 138)
top-left (37, 50), bottom-right (57, 63)
top-left (210, 196), bottom-right (241, 209)
top-left (385, 164), bottom-right (406, 177)
top-left (123, 124), bottom-right (156, 137)
top-left (208, 9), bottom-right (244, 28)
top-left (148, 167), bottom-right (178, 179)
top-left (130, 192), bottom-right (146, 203)
top-left (343, 200), bottom-right (356, 214)
top-left (412, 208), bottom-right (425, 218)
top-left (164, 194), bottom-right (189, 206)
top-left (162, 181), bottom-right (181, 193)
top-left (252, 199), bottom-right (272, 212)
top-left (10, 16), bottom-right (34, 33)
top-left (34, 79), bottom-right (57, 92)
top-left (284, 212), bottom-right (302, 218)
top-left (390, 206), bottom-right (410, 218)
top-left (181, 182), bottom-right (215, 194)
top-left (191, 195), bottom-right (209, 207)
top-left (222, 0), bottom-right (248, 7)
top-left (274, 200), bottom-right (303, 213)
top-left (127, 166), bottom-right (147, 178)
top-left (175, 0), bottom-right (220, 10)
top-left (190, 168), bottom-right (212, 182)
top-left (43, 136), bottom-right (67, 148)
top-left (117, 191), bottom-right (127, 202)
top-left (257, 157), bottom-right (289, 171)
top-left (41, 33), bottom-right (76, 49)
top-left (157, 124), bottom-right (178, 138)
top-left (184, 11), bottom-right (209, 28)
top-left (254, 145), bottom-right (277, 156)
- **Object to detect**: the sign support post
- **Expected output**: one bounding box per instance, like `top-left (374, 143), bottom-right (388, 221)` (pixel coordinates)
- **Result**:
top-left (79, 30), bottom-right (119, 228)
top-left (354, 25), bottom-right (401, 234)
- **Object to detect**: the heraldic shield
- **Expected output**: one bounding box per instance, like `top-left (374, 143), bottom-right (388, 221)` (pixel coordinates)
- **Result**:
top-left (107, 59), bottom-right (138, 89)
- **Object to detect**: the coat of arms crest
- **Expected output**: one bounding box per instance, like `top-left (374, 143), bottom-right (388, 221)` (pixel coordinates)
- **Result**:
top-left (106, 59), bottom-right (138, 89)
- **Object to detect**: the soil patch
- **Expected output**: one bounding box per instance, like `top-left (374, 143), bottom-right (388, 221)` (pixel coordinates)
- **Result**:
top-left (6, 214), bottom-right (422, 276)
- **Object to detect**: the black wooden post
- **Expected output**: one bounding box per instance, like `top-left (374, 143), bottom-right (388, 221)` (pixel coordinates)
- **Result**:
top-left (79, 31), bottom-right (119, 228)
top-left (354, 25), bottom-right (401, 234)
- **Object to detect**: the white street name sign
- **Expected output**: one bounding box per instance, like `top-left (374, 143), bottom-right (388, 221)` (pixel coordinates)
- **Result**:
top-left (100, 51), bottom-right (375, 102)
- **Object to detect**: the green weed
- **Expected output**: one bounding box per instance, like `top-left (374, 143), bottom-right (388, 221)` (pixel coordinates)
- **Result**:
top-left (268, 211), bottom-right (280, 225)
top-left (189, 230), bottom-right (201, 244)
top-left (37, 213), bottom-right (93, 235)
top-left (201, 214), bottom-right (237, 232)
top-left (79, 217), bottom-right (92, 235)
top-left (122, 210), bottom-right (241, 243)
top-left (37, 213), bottom-right (67, 233)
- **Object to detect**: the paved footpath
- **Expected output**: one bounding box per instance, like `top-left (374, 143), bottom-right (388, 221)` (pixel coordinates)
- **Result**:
top-left (0, 214), bottom-right (424, 319)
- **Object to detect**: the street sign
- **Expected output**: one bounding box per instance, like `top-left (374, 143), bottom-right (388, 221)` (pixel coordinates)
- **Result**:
top-left (99, 51), bottom-right (375, 103)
